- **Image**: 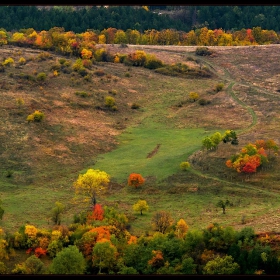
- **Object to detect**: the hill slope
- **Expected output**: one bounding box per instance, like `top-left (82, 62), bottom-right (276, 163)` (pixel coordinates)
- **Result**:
top-left (0, 44), bottom-right (280, 235)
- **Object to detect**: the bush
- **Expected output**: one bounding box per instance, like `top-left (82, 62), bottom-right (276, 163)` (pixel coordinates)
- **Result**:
top-left (144, 54), bottom-right (164, 69)
top-left (75, 91), bottom-right (90, 98)
top-left (58, 58), bottom-right (66, 64)
top-left (18, 57), bottom-right (26, 65)
top-left (36, 72), bottom-right (47, 82)
top-left (216, 83), bottom-right (224, 92)
top-left (94, 69), bottom-right (105, 76)
top-left (2, 57), bottom-right (14, 66)
top-left (105, 96), bottom-right (116, 108)
top-left (131, 103), bottom-right (140, 109)
top-left (180, 161), bottom-right (190, 170)
top-left (198, 98), bottom-right (211, 106)
top-left (27, 110), bottom-right (45, 122)
top-left (195, 47), bottom-right (213, 56)
top-left (124, 50), bottom-right (147, 67)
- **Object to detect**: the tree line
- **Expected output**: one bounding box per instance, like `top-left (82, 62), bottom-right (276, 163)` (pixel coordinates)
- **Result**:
top-left (1, 6), bottom-right (280, 34)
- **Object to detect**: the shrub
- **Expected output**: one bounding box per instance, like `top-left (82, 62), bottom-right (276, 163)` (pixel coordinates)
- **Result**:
top-left (215, 83), bottom-right (224, 92)
top-left (108, 89), bottom-right (117, 95)
top-left (131, 103), bottom-right (140, 109)
top-left (198, 98), bottom-right (211, 106)
top-left (58, 58), bottom-right (66, 64)
top-left (180, 161), bottom-right (191, 170)
top-left (82, 59), bottom-right (92, 69)
top-left (195, 47), bottom-right (213, 56)
top-left (94, 69), bottom-right (105, 76)
top-left (78, 67), bottom-right (88, 77)
top-left (2, 57), bottom-right (14, 66)
top-left (18, 57), bottom-right (26, 65)
top-left (189, 92), bottom-right (199, 102)
top-left (27, 110), bottom-right (45, 122)
top-left (16, 97), bottom-right (25, 107)
top-left (36, 72), bottom-right (47, 82)
top-left (75, 91), bottom-right (90, 98)
top-left (124, 50), bottom-right (147, 67)
top-left (105, 96), bottom-right (116, 108)
top-left (144, 54), bottom-right (164, 69)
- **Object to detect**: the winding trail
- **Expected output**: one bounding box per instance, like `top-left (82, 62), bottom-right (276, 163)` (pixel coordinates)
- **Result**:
top-left (186, 53), bottom-right (280, 198)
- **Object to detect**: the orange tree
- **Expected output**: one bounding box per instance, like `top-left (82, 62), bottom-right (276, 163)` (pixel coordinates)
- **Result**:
top-left (127, 173), bottom-right (145, 188)
top-left (225, 140), bottom-right (272, 174)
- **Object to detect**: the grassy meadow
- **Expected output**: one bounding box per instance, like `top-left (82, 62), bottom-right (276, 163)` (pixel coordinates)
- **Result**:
top-left (0, 44), bottom-right (280, 237)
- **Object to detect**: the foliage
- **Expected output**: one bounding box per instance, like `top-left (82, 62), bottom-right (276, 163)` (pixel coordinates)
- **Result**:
top-left (189, 92), bottom-right (199, 102)
top-left (175, 218), bottom-right (189, 238)
top-left (2, 57), bottom-right (14, 66)
top-left (127, 173), bottom-right (145, 188)
top-left (225, 140), bottom-right (275, 174)
top-left (23, 255), bottom-right (46, 274)
top-left (104, 96), bottom-right (116, 109)
top-left (216, 199), bottom-right (231, 214)
top-left (124, 50), bottom-right (147, 67)
top-left (202, 132), bottom-right (222, 151)
top-left (36, 72), bottom-right (47, 82)
top-left (203, 255), bottom-right (240, 274)
top-left (144, 53), bottom-right (164, 69)
top-left (195, 47), bottom-right (213, 56)
top-left (222, 130), bottom-right (238, 145)
top-left (215, 82), bottom-right (224, 92)
top-left (26, 110), bottom-right (45, 122)
top-left (133, 200), bottom-right (149, 215)
top-left (151, 211), bottom-right (173, 234)
top-left (180, 161), bottom-right (190, 171)
top-left (87, 204), bottom-right (104, 222)
top-left (50, 201), bottom-right (65, 225)
top-left (92, 240), bottom-right (118, 274)
top-left (73, 169), bottom-right (110, 206)
top-left (48, 245), bottom-right (86, 274)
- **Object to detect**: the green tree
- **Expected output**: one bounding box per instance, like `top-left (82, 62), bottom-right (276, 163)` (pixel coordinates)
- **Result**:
top-left (92, 240), bottom-right (118, 274)
top-left (73, 169), bottom-right (110, 207)
top-left (210, 132), bottom-right (223, 149)
top-left (24, 255), bottom-right (46, 274)
top-left (133, 200), bottom-right (149, 215)
top-left (222, 130), bottom-right (238, 145)
top-left (51, 201), bottom-right (65, 225)
top-left (48, 245), bottom-right (86, 274)
top-left (203, 255), bottom-right (240, 274)
top-left (181, 257), bottom-right (197, 274)
top-left (216, 199), bottom-right (230, 214)
top-left (202, 136), bottom-right (214, 151)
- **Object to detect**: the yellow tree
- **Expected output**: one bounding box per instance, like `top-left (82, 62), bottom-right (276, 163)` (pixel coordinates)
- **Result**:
top-left (73, 169), bottom-right (110, 206)
top-left (175, 218), bottom-right (189, 238)
top-left (133, 200), bottom-right (149, 215)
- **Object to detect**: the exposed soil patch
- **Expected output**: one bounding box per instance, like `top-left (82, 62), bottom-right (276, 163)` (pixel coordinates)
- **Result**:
top-left (147, 143), bottom-right (161, 158)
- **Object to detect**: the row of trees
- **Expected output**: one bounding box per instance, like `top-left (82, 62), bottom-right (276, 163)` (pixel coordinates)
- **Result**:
top-left (2, 6), bottom-right (280, 33)
top-left (1, 25), bottom-right (279, 56)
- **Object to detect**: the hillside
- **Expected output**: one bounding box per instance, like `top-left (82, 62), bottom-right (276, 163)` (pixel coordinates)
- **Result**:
top-left (0, 43), bottom-right (280, 236)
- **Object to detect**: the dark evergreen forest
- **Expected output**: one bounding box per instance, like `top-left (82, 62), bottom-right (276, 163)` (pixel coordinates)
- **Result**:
top-left (0, 5), bottom-right (279, 33)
